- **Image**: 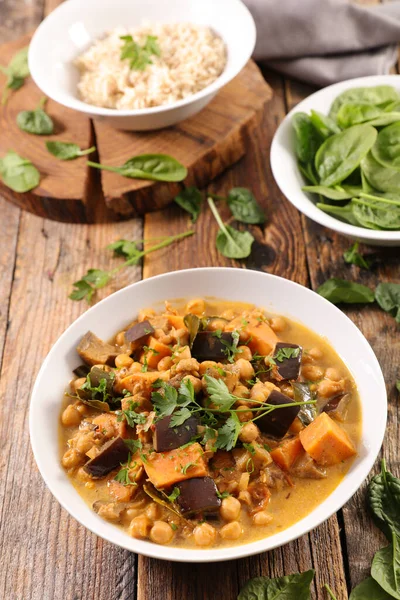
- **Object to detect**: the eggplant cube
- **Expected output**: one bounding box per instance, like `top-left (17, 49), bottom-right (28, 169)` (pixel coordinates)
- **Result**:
top-left (83, 436), bottom-right (129, 478)
top-left (125, 320), bottom-right (154, 344)
top-left (257, 389), bottom-right (300, 438)
top-left (153, 415), bottom-right (199, 452)
top-left (191, 331), bottom-right (233, 360)
top-left (175, 477), bottom-right (221, 515)
top-left (272, 342), bottom-right (302, 381)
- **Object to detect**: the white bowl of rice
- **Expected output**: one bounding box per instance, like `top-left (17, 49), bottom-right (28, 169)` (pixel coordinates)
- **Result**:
top-left (29, 0), bottom-right (256, 131)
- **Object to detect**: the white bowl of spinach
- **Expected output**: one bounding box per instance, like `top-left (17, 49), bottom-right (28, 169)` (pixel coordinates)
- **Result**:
top-left (271, 75), bottom-right (400, 246)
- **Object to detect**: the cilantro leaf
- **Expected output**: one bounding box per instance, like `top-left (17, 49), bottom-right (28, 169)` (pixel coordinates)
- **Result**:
top-left (215, 413), bottom-right (242, 451)
top-left (123, 439), bottom-right (143, 454)
top-left (204, 375), bottom-right (237, 411)
top-left (117, 401), bottom-right (147, 428)
top-left (170, 407), bottom-right (192, 427)
top-left (274, 347), bottom-right (300, 362)
top-left (69, 269), bottom-right (111, 303)
top-left (152, 383), bottom-right (178, 417)
top-left (178, 378), bottom-right (195, 405)
top-left (107, 239), bottom-right (142, 261)
top-left (221, 330), bottom-right (242, 363)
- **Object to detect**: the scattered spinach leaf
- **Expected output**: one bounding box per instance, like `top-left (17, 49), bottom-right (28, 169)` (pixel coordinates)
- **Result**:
top-left (207, 197), bottom-right (254, 259)
top-left (16, 97), bottom-right (54, 135)
top-left (237, 570), bottom-right (315, 600)
top-left (371, 531), bottom-right (400, 599)
top-left (375, 283), bottom-right (400, 324)
top-left (343, 242), bottom-right (371, 269)
top-left (369, 459), bottom-right (400, 540)
top-left (174, 186), bottom-right (203, 222)
top-left (46, 141), bottom-right (96, 160)
top-left (87, 154), bottom-right (187, 182)
top-left (316, 278), bottom-right (375, 305)
top-left (0, 46), bottom-right (29, 105)
top-left (0, 150), bottom-right (40, 193)
top-left (349, 577), bottom-right (393, 600)
top-left (302, 185), bottom-right (356, 201)
top-left (226, 187), bottom-right (265, 224)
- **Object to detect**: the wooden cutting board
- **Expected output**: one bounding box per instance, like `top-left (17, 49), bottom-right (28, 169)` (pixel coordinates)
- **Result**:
top-left (0, 34), bottom-right (273, 222)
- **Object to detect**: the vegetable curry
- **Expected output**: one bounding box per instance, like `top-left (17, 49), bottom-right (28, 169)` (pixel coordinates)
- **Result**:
top-left (60, 298), bottom-right (361, 549)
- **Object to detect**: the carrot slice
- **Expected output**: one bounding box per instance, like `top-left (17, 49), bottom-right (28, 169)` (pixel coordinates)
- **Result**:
top-left (143, 443), bottom-right (207, 489)
top-left (270, 436), bottom-right (303, 471)
top-left (299, 412), bottom-right (356, 466)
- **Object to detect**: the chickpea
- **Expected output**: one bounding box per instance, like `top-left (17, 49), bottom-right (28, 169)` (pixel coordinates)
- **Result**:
top-left (302, 364), bottom-right (324, 381)
top-left (145, 502), bottom-right (160, 522)
top-left (71, 377), bottom-right (87, 394)
top-left (172, 345), bottom-right (191, 363)
top-left (234, 384), bottom-right (250, 399)
top-left (270, 316), bottom-right (286, 332)
top-left (239, 422), bottom-right (259, 443)
top-left (318, 379), bottom-right (344, 398)
top-left (235, 345), bottom-right (252, 361)
top-left (61, 404), bottom-right (82, 427)
top-left (115, 354), bottom-right (134, 369)
top-left (309, 347), bottom-right (323, 360)
top-left (150, 521), bottom-right (174, 545)
top-left (122, 507), bottom-right (142, 523)
top-left (280, 383), bottom-right (294, 398)
top-left (193, 523), bottom-right (216, 547)
top-left (221, 309), bottom-right (235, 320)
top-left (158, 356), bottom-right (173, 371)
top-left (207, 319), bottom-right (227, 332)
top-left (325, 367), bottom-right (341, 382)
top-left (220, 521), bottom-right (242, 541)
top-left (184, 375), bottom-right (202, 394)
top-left (174, 328), bottom-right (189, 346)
top-left (252, 511), bottom-right (273, 526)
top-left (75, 434), bottom-right (94, 455)
top-left (250, 381), bottom-right (274, 403)
top-left (129, 362), bottom-right (143, 373)
top-left (115, 331), bottom-right (126, 346)
top-left (237, 410), bottom-right (253, 423)
top-left (199, 361), bottom-right (218, 375)
top-left (76, 403), bottom-right (90, 417)
top-left (185, 298), bottom-right (205, 315)
top-left (62, 448), bottom-right (84, 469)
top-left (220, 496), bottom-right (241, 522)
top-left (129, 515), bottom-right (152, 539)
top-left (75, 467), bottom-right (93, 482)
top-left (138, 308), bottom-right (156, 322)
top-left (236, 359), bottom-right (254, 381)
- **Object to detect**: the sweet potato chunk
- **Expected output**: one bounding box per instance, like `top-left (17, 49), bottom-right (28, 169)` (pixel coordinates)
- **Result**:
top-left (141, 337), bottom-right (172, 369)
top-left (167, 315), bottom-right (186, 330)
top-left (270, 437), bottom-right (303, 471)
top-left (115, 370), bottom-right (169, 395)
top-left (143, 443), bottom-right (207, 489)
top-left (226, 318), bottom-right (278, 356)
top-left (299, 412), bottom-right (356, 466)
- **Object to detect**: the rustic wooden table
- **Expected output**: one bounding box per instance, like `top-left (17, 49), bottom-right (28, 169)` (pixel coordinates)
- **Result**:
top-left (0, 1), bottom-right (399, 599)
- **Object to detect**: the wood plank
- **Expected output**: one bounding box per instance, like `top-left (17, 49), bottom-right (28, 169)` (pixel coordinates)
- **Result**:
top-left (285, 73), bottom-right (400, 591)
top-left (139, 70), bottom-right (347, 600)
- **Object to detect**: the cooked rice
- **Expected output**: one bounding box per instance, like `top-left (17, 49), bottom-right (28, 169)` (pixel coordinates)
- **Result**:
top-left (75, 22), bottom-right (227, 110)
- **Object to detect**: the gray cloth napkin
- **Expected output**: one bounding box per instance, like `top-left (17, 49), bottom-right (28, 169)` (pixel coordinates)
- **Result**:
top-left (244, 0), bottom-right (400, 86)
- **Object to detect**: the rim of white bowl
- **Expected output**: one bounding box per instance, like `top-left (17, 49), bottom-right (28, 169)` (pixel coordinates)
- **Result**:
top-left (29, 268), bottom-right (387, 562)
top-left (28, 0), bottom-right (256, 118)
top-left (270, 75), bottom-right (400, 243)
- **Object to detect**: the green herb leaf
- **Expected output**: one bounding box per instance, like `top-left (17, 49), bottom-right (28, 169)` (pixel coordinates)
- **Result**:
top-left (17, 97), bottom-right (54, 135)
top-left (208, 197), bottom-right (254, 259)
top-left (371, 531), bottom-right (400, 599)
top-left (107, 239), bottom-right (142, 261)
top-left (123, 439), bottom-right (143, 454)
top-left (87, 154), bottom-right (187, 182)
top-left (237, 570), bottom-right (315, 600)
top-left (204, 375), bottom-right (237, 411)
top-left (316, 278), bottom-right (375, 305)
top-left (120, 34), bottom-right (160, 71)
top-left (152, 383), bottom-right (179, 417)
top-left (375, 283), bottom-right (400, 324)
top-left (369, 459), bottom-right (400, 541)
top-left (0, 150), bottom-right (40, 193)
top-left (167, 487), bottom-right (181, 503)
top-left (226, 188), bottom-right (265, 224)
top-left (292, 112), bottom-right (322, 164)
top-left (184, 313), bottom-right (200, 348)
top-left (329, 85), bottom-right (399, 121)
top-left (69, 269), bottom-right (111, 303)
top-left (309, 109), bottom-right (341, 138)
top-left (343, 243), bottom-right (371, 269)
top-left (170, 407), bottom-right (192, 427)
top-left (215, 413), bottom-right (242, 452)
top-left (117, 401), bottom-right (147, 428)
top-left (1, 46), bottom-right (29, 105)
top-left (174, 187), bottom-right (203, 222)
top-left (349, 577), bottom-right (393, 600)
top-left (46, 141), bottom-right (96, 160)
top-left (275, 347), bottom-right (300, 362)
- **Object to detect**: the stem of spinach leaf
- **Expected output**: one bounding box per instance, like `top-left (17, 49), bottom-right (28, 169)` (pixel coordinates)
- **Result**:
top-left (207, 196), bottom-right (235, 243)
top-left (323, 584), bottom-right (337, 600)
top-left (358, 192), bottom-right (400, 208)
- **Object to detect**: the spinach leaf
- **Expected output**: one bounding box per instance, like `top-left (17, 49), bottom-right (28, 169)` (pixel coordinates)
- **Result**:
top-left (316, 278), bottom-right (375, 305)
top-left (349, 577), bottom-right (393, 600)
top-left (372, 122), bottom-right (400, 170)
top-left (309, 109), bottom-right (341, 138)
top-left (0, 150), bottom-right (40, 192)
top-left (298, 161), bottom-right (318, 185)
top-left (367, 113), bottom-right (400, 128)
top-left (0, 46), bottom-right (30, 105)
top-left (343, 242), bottom-right (371, 269)
top-left (303, 185), bottom-right (356, 201)
top-left (46, 141), bottom-right (96, 161)
top-left (237, 570), bottom-right (315, 600)
top-left (208, 197), bottom-right (254, 259)
top-left (315, 124), bottom-right (377, 187)
top-left (369, 459), bottom-right (400, 540)
top-left (184, 313), bottom-right (200, 348)
top-left (316, 202), bottom-right (361, 226)
top-left (174, 186), bottom-right (202, 222)
top-left (371, 532), bottom-right (400, 599)
top-left (329, 85), bottom-right (399, 121)
top-left (87, 154), bottom-right (187, 182)
top-left (352, 197), bottom-right (400, 231)
top-left (227, 188), bottom-right (265, 224)
top-left (16, 97), bottom-right (53, 135)
top-left (292, 112), bottom-right (322, 164)
top-left (361, 152), bottom-right (400, 194)
top-left (375, 283), bottom-right (400, 324)
top-left (337, 102), bottom-right (384, 128)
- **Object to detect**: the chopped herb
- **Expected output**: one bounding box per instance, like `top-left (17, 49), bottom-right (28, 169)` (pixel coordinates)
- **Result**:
top-left (275, 347), bottom-right (301, 362)
top-left (216, 489), bottom-right (230, 499)
top-left (120, 34), bottom-right (161, 71)
top-left (114, 454), bottom-right (137, 486)
top-left (141, 345), bottom-right (160, 372)
top-left (180, 462), bottom-right (196, 475)
top-left (220, 330), bottom-right (242, 363)
top-left (81, 371), bottom-right (115, 403)
top-left (263, 443), bottom-right (272, 452)
top-left (167, 487), bottom-right (181, 503)
top-left (214, 414), bottom-right (242, 452)
top-left (246, 457), bottom-right (255, 473)
top-left (343, 242), bottom-right (371, 269)
top-left (116, 400), bottom-right (147, 427)
top-left (123, 439), bottom-right (143, 454)
top-left (243, 443), bottom-right (256, 455)
top-left (170, 522), bottom-right (178, 531)
top-left (69, 230), bottom-right (194, 303)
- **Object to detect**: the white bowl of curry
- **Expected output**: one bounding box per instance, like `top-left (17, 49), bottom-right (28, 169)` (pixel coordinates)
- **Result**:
top-left (29, 268), bottom-right (386, 562)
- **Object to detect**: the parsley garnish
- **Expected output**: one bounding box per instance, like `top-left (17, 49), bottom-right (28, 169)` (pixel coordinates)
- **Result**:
top-left (141, 346), bottom-right (160, 372)
top-left (243, 442), bottom-right (256, 455)
top-left (81, 371), bottom-right (115, 403)
top-left (274, 347), bottom-right (300, 362)
top-left (214, 414), bottom-right (242, 452)
top-left (221, 330), bottom-right (242, 363)
top-left (180, 462), bottom-right (196, 475)
top-left (216, 489), bottom-right (231, 499)
top-left (114, 454), bottom-right (137, 486)
top-left (120, 34), bottom-right (161, 71)
top-left (116, 400), bottom-right (147, 427)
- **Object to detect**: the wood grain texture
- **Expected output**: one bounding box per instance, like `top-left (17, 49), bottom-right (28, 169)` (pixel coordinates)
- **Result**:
top-left (96, 61), bottom-right (272, 217)
top-left (0, 34), bottom-right (95, 221)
